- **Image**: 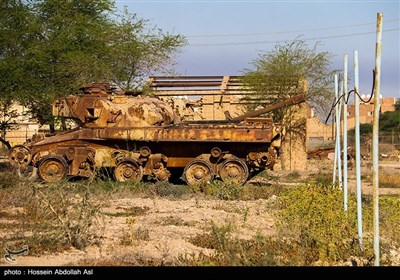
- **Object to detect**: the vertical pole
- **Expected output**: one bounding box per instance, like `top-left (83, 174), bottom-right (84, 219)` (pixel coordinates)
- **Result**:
top-left (337, 82), bottom-right (343, 190)
top-left (354, 50), bottom-right (363, 247)
top-left (372, 12), bottom-right (383, 267)
top-left (343, 54), bottom-right (348, 212)
top-left (333, 74), bottom-right (338, 185)
top-left (335, 76), bottom-right (342, 189)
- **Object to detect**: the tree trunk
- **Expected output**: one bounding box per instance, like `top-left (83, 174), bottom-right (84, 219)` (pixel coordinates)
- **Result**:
top-left (49, 123), bottom-right (56, 134)
top-left (61, 118), bottom-right (67, 131)
top-left (0, 137), bottom-right (12, 150)
top-left (280, 149), bottom-right (287, 171)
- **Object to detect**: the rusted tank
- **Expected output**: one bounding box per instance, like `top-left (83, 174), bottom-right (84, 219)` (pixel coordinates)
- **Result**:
top-left (8, 83), bottom-right (305, 185)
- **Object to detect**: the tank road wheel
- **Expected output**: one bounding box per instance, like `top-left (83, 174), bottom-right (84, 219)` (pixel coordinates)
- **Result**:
top-left (184, 159), bottom-right (214, 186)
top-left (219, 158), bottom-right (249, 185)
top-left (38, 155), bottom-right (68, 183)
top-left (114, 159), bottom-right (143, 182)
top-left (16, 166), bottom-right (38, 182)
top-left (8, 145), bottom-right (38, 181)
top-left (8, 145), bottom-right (32, 167)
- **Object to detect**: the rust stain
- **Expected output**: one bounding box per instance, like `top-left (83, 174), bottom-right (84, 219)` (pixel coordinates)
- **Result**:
top-left (9, 82), bottom-right (305, 184)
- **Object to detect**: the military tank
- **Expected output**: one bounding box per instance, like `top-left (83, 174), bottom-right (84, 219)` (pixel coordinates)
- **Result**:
top-left (8, 83), bottom-right (305, 185)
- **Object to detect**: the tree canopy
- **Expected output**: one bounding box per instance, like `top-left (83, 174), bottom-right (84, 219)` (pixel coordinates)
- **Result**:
top-left (242, 39), bottom-right (335, 122)
top-left (348, 101), bottom-right (399, 138)
top-left (0, 0), bottom-right (186, 134)
top-left (241, 39), bottom-right (336, 170)
top-left (380, 103), bottom-right (400, 132)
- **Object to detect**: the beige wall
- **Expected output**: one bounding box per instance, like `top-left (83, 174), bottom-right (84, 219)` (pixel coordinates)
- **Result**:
top-left (1, 103), bottom-right (41, 148)
top-left (346, 97), bottom-right (396, 130)
top-left (306, 116), bottom-right (334, 149)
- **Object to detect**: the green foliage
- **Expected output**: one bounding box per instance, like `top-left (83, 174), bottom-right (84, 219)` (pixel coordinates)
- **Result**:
top-left (185, 222), bottom-right (310, 266)
top-left (306, 172), bottom-right (333, 186)
top-left (379, 196), bottom-right (400, 244)
top-left (275, 184), bottom-right (372, 264)
top-left (347, 109), bottom-right (399, 136)
top-left (242, 39), bottom-right (335, 121)
top-left (239, 184), bottom-right (284, 201)
top-left (380, 110), bottom-right (400, 132)
top-left (120, 217), bottom-right (150, 245)
top-left (186, 221), bottom-right (277, 266)
top-left (108, 7), bottom-right (186, 90)
top-left (0, 0), bottom-right (186, 130)
top-left (1, 175), bottom-right (399, 265)
top-left (395, 101), bottom-right (400, 111)
top-left (201, 180), bottom-right (242, 200)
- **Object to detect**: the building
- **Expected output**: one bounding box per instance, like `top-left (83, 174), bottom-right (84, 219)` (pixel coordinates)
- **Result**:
top-left (1, 102), bottom-right (41, 149)
top-left (148, 75), bottom-right (308, 171)
top-left (304, 96), bottom-right (398, 149)
top-left (346, 96), bottom-right (397, 130)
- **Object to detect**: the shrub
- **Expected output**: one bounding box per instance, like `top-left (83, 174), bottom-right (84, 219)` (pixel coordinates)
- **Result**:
top-left (201, 181), bottom-right (241, 200)
top-left (275, 184), bottom-right (373, 264)
top-left (18, 183), bottom-right (104, 253)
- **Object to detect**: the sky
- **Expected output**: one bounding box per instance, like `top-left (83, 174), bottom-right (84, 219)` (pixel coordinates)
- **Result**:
top-left (115, 0), bottom-right (400, 99)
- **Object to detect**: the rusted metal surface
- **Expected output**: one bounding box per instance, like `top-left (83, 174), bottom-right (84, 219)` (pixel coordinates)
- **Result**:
top-left (9, 82), bottom-right (305, 185)
top-left (231, 94), bottom-right (306, 121)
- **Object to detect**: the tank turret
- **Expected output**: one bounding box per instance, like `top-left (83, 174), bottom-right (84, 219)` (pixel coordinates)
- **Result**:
top-left (9, 82), bottom-right (306, 186)
top-left (53, 83), bottom-right (176, 128)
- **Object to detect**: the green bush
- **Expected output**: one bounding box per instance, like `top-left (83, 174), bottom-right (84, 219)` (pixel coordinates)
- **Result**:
top-left (378, 196), bottom-right (400, 245)
top-left (201, 181), bottom-right (242, 200)
top-left (275, 184), bottom-right (372, 264)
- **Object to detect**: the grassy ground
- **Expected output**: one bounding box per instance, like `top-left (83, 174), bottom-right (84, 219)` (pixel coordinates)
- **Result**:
top-left (0, 164), bottom-right (399, 266)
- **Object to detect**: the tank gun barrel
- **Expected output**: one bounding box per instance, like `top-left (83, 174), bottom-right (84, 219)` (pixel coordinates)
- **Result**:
top-left (231, 94), bottom-right (306, 122)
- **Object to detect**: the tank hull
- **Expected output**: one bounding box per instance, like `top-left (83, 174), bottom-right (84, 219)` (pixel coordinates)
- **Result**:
top-left (8, 82), bottom-right (304, 185)
top-left (10, 121), bottom-right (281, 185)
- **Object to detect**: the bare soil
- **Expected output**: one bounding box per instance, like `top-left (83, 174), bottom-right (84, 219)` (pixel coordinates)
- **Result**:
top-left (0, 159), bottom-right (399, 266)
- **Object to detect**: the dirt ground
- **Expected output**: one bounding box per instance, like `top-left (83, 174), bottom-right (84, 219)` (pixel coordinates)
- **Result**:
top-left (0, 159), bottom-right (399, 267)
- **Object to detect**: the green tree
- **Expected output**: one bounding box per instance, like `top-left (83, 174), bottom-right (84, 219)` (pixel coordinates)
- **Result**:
top-left (108, 8), bottom-right (186, 90)
top-left (0, 0), bottom-right (38, 148)
top-left (0, 96), bottom-right (18, 150)
top-left (395, 101), bottom-right (400, 111)
top-left (1, 0), bottom-right (186, 133)
top-left (380, 109), bottom-right (400, 132)
top-left (17, 0), bottom-right (116, 132)
top-left (242, 40), bottom-right (335, 169)
top-left (242, 39), bottom-right (335, 120)
top-left (348, 101), bottom-right (399, 135)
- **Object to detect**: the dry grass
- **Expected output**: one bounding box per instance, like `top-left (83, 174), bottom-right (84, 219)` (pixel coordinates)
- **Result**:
top-left (379, 172), bottom-right (400, 188)
top-left (0, 160), bottom-right (399, 266)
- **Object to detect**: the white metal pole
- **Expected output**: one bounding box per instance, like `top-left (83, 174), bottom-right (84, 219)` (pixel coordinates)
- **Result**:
top-left (333, 74), bottom-right (338, 185)
top-left (343, 54), bottom-right (348, 212)
top-left (372, 12), bottom-right (383, 267)
top-left (354, 50), bottom-right (363, 247)
top-left (337, 82), bottom-right (343, 190)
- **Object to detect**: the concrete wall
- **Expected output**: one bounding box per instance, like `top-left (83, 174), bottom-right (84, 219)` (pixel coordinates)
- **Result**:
top-left (1, 103), bottom-right (41, 148)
